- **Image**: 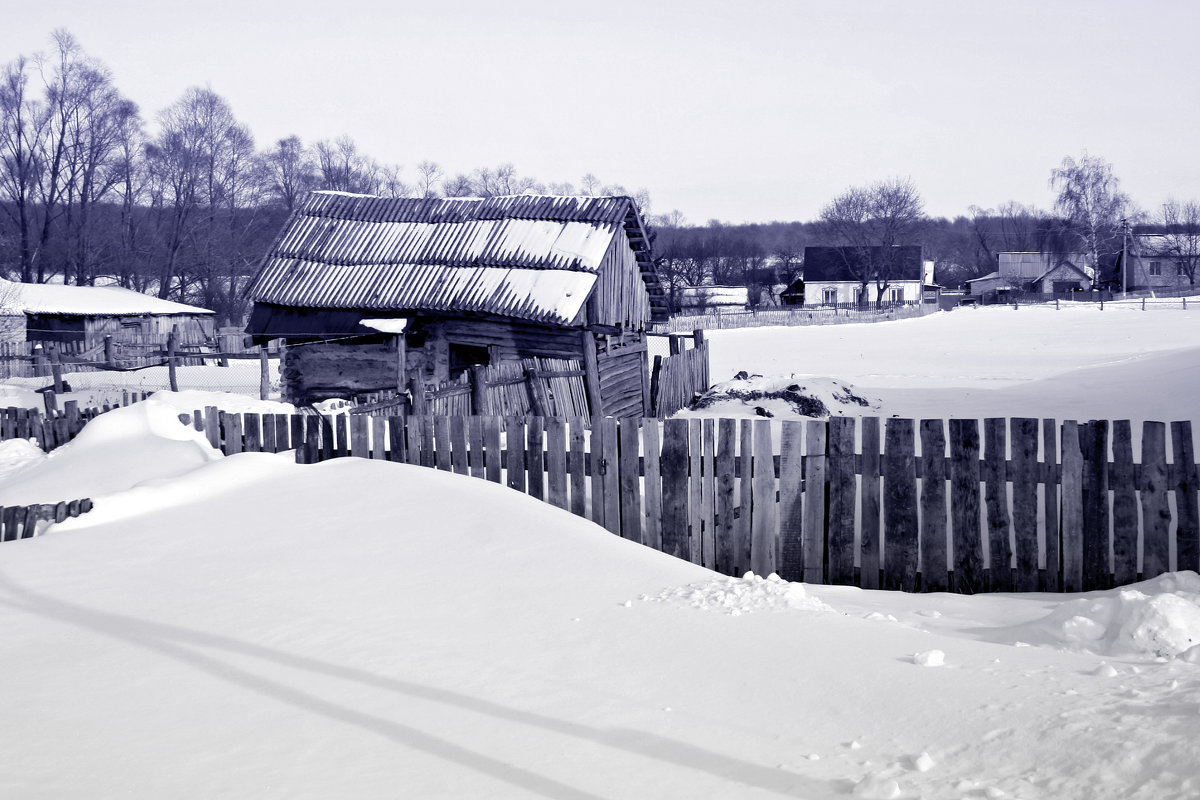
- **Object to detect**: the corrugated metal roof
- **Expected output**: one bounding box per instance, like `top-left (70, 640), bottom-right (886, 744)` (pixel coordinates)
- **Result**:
top-left (0, 279), bottom-right (214, 316)
top-left (248, 192), bottom-right (666, 325)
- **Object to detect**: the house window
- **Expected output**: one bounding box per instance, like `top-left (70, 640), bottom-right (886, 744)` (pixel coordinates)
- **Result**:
top-left (1179, 262), bottom-right (1188, 277)
top-left (822, 287), bottom-right (837, 305)
top-left (889, 287), bottom-right (903, 304)
top-left (853, 287), bottom-right (865, 305)
top-left (1149, 260), bottom-right (1162, 276)
top-left (448, 343), bottom-right (490, 378)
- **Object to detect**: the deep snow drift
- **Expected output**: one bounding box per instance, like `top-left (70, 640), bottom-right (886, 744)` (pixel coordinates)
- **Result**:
top-left (2, 404), bottom-right (1200, 799)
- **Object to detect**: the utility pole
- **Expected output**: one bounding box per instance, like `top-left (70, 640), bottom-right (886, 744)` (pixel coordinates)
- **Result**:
top-left (1121, 218), bottom-right (1129, 295)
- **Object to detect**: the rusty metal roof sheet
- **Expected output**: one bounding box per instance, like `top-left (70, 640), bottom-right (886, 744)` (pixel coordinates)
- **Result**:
top-left (248, 192), bottom-right (667, 325)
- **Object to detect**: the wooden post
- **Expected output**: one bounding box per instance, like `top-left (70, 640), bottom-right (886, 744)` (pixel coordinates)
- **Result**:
top-left (1110, 420), bottom-right (1138, 586)
top-left (801, 420), bottom-right (828, 585)
top-left (749, 419), bottom-right (777, 577)
top-left (1173, 421), bottom-right (1199, 574)
top-left (648, 355), bottom-right (663, 417)
top-left (546, 418), bottom-right (568, 511)
top-left (1060, 421), bottom-right (1084, 592)
top-left (396, 334), bottom-right (409, 408)
top-left (643, 420), bottom-right (663, 551)
top-left (167, 325), bottom-right (179, 392)
top-left (827, 417), bottom-right (857, 585)
top-left (618, 418), bottom-right (642, 542)
top-left (581, 330), bottom-right (604, 420)
top-left (714, 418), bottom-right (737, 574)
top-left (50, 344), bottom-right (64, 394)
top-left (1080, 420), bottom-right (1109, 590)
top-left (983, 418), bottom-right (1012, 591)
top-left (259, 346), bottom-right (270, 401)
top-left (660, 418), bottom-right (690, 560)
top-left (104, 335), bottom-right (114, 368)
top-left (1010, 418), bottom-right (1040, 592)
top-left (470, 365), bottom-right (488, 416)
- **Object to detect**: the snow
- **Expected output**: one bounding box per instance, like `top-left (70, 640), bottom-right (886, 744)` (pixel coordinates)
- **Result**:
top-left (700, 302), bottom-right (1200, 424)
top-left (0, 277), bottom-right (213, 316)
top-left (359, 317), bottom-right (409, 334)
top-left (2, 365), bottom-right (284, 411)
top-left (4, 303), bottom-right (1200, 797)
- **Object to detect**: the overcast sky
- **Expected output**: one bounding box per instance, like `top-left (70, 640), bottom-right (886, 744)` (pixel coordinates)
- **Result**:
top-left (3, 0), bottom-right (1197, 224)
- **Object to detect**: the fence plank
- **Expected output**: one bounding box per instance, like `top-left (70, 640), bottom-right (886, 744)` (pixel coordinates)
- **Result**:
top-left (1060, 421), bottom-right (1084, 592)
top-left (860, 417), bottom-right (881, 589)
top-left (1174, 421), bottom-right (1199, 574)
top-left (261, 414), bottom-right (277, 453)
top-left (420, 415), bottom-right (435, 468)
top-left (1110, 420), bottom-right (1138, 585)
top-left (225, 413), bottom-right (243, 455)
top-left (983, 418), bottom-right (1011, 591)
top-left (547, 418), bottom-right (569, 511)
top-left (949, 419), bottom-right (982, 593)
top-left (243, 413), bottom-right (262, 453)
top-left (750, 419), bottom-right (778, 576)
top-left (371, 416), bottom-right (388, 460)
top-left (802, 420), bottom-right (828, 585)
top-left (1140, 421), bottom-right (1170, 579)
top-left (506, 417), bottom-right (526, 493)
top-left (1042, 419), bottom-right (1061, 591)
top-left (700, 418), bottom-right (717, 569)
top-left (1080, 421), bottom-right (1109, 590)
top-left (404, 416), bottom-right (422, 466)
top-left (278, 414), bottom-right (293, 453)
top-left (589, 421), bottom-right (605, 527)
top-left (1010, 417), bottom-right (1040, 592)
top-left (335, 414), bottom-right (350, 459)
top-left (737, 420), bottom-right (754, 576)
top-left (919, 420), bottom-right (948, 592)
top-left (827, 417), bottom-right (856, 585)
top-left (468, 417), bottom-right (486, 479)
top-left (527, 417), bottom-right (546, 502)
top-left (321, 415), bottom-right (335, 462)
top-left (434, 416), bottom-right (452, 472)
top-left (483, 416), bottom-right (502, 483)
top-left (643, 421), bottom-right (663, 550)
top-left (388, 415), bottom-right (407, 463)
top-left (303, 416), bottom-right (319, 464)
top-left (350, 414), bottom-right (370, 459)
top-left (448, 416), bottom-right (468, 475)
top-left (715, 418), bottom-right (737, 574)
top-left (777, 420), bottom-right (805, 582)
top-left (883, 419), bottom-right (918, 592)
top-left (600, 417), bottom-right (620, 537)
top-left (661, 418), bottom-right (690, 561)
top-left (618, 418), bottom-right (642, 542)
top-left (568, 418), bottom-right (587, 516)
top-left (687, 420), bottom-right (703, 563)
top-left (204, 406), bottom-right (220, 450)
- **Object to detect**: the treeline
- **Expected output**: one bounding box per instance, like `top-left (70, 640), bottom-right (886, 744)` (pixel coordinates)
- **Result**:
top-left (0, 31), bottom-right (651, 324)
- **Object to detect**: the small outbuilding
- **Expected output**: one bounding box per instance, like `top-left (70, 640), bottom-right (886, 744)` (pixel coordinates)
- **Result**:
top-left (0, 278), bottom-right (215, 354)
top-left (244, 192), bottom-right (668, 417)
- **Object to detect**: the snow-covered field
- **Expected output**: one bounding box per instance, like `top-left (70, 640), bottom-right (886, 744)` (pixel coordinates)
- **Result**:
top-left (695, 302), bottom-right (1200, 425)
top-left (3, 303), bottom-right (1200, 798)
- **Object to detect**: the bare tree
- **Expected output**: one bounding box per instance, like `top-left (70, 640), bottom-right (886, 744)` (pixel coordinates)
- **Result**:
top-left (264, 135), bottom-right (316, 212)
top-left (442, 172), bottom-right (474, 197)
top-left (0, 55), bottom-right (48, 282)
top-left (1050, 151), bottom-right (1129, 281)
top-left (314, 136), bottom-right (381, 194)
top-left (1153, 199), bottom-right (1200, 287)
top-left (819, 177), bottom-right (925, 307)
top-left (415, 160), bottom-right (443, 198)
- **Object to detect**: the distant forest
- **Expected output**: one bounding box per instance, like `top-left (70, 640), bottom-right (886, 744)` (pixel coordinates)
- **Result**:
top-left (3, 30), bottom-right (1188, 324)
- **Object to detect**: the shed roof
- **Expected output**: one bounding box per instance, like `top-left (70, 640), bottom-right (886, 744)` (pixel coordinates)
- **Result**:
top-left (247, 192), bottom-right (666, 326)
top-left (802, 246), bottom-right (924, 282)
top-left (0, 279), bottom-right (214, 317)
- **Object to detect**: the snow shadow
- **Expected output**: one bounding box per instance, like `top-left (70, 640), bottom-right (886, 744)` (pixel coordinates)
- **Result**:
top-left (0, 572), bottom-right (829, 798)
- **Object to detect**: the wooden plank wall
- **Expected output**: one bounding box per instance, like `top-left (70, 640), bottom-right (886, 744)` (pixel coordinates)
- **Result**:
top-left (7, 402), bottom-right (1200, 596)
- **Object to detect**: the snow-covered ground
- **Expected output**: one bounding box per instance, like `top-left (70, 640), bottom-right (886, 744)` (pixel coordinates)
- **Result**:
top-left (696, 302), bottom-right (1200, 425)
top-left (3, 304), bottom-right (1200, 798)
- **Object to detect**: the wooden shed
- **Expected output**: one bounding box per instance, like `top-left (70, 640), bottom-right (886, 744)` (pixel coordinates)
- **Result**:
top-left (244, 192), bottom-right (668, 417)
top-left (0, 278), bottom-right (215, 354)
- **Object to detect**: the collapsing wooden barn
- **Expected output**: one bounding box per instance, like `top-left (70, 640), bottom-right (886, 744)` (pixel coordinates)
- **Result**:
top-left (244, 192), bottom-right (669, 417)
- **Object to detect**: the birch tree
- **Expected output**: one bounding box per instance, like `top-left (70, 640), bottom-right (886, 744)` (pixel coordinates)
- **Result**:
top-left (1050, 151), bottom-right (1129, 280)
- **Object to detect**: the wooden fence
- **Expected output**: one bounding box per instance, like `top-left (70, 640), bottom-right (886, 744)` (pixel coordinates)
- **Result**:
top-left (0, 499), bottom-right (94, 542)
top-left (648, 331), bottom-right (710, 416)
top-left (662, 302), bottom-right (933, 332)
top-left (7, 402), bottom-right (1198, 595)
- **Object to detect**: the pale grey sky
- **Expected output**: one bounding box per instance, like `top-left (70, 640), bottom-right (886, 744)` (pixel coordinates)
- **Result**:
top-left (4, 0), bottom-right (1197, 223)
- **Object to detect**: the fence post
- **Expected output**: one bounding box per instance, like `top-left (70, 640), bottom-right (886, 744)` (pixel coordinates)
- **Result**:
top-left (470, 365), bottom-right (488, 415)
top-left (104, 335), bottom-right (114, 368)
top-left (580, 330), bottom-right (603, 419)
top-left (167, 326), bottom-right (179, 392)
top-left (49, 344), bottom-right (64, 394)
top-left (259, 347), bottom-right (270, 401)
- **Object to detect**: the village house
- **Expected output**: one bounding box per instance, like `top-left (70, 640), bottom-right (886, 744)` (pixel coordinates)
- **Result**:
top-left (0, 277), bottom-right (215, 354)
top-left (786, 246), bottom-right (929, 307)
top-left (244, 192), bottom-right (668, 417)
top-left (966, 252), bottom-right (1093, 299)
top-left (1122, 233), bottom-right (1198, 292)
top-left (673, 285), bottom-right (749, 314)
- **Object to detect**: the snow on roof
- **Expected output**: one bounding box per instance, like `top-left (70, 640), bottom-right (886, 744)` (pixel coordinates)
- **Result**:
top-left (0, 279), bottom-right (214, 317)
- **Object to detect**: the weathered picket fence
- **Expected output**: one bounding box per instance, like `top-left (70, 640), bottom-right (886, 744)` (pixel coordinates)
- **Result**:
top-left (0, 500), bottom-right (94, 542)
top-left (165, 409), bottom-right (1197, 595)
top-left (0, 394), bottom-right (151, 450)
top-left (5, 401), bottom-right (1197, 594)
